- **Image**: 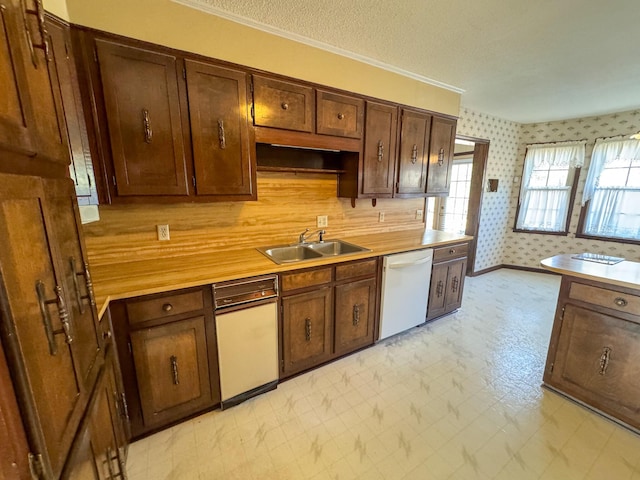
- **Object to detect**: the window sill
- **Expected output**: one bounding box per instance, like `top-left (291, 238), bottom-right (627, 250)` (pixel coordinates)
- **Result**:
top-left (575, 232), bottom-right (640, 246)
top-left (513, 228), bottom-right (569, 236)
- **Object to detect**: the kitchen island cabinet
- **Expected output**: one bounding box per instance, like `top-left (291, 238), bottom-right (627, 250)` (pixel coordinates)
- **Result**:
top-left (541, 254), bottom-right (640, 432)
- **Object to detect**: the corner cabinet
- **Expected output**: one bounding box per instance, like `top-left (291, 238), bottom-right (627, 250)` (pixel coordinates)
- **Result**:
top-left (78, 32), bottom-right (256, 203)
top-left (0, 174), bottom-right (104, 479)
top-left (544, 277), bottom-right (640, 431)
top-left (427, 243), bottom-right (468, 321)
top-left (110, 287), bottom-right (220, 438)
top-left (280, 258), bottom-right (378, 377)
top-left (426, 116), bottom-right (456, 196)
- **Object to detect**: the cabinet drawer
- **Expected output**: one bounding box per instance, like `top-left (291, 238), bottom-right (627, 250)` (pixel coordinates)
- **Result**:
top-left (335, 259), bottom-right (377, 281)
top-left (316, 90), bottom-right (364, 138)
top-left (433, 243), bottom-right (468, 262)
top-left (281, 267), bottom-right (332, 292)
top-left (569, 282), bottom-right (640, 316)
top-left (126, 290), bottom-right (204, 326)
top-left (252, 75), bottom-right (314, 132)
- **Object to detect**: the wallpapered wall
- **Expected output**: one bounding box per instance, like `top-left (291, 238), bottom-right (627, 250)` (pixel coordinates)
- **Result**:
top-left (455, 108), bottom-right (521, 272)
top-left (503, 109), bottom-right (640, 267)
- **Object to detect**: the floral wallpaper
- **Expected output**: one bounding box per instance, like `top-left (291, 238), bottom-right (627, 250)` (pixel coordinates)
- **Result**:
top-left (455, 108), bottom-right (521, 272)
top-left (504, 109), bottom-right (640, 267)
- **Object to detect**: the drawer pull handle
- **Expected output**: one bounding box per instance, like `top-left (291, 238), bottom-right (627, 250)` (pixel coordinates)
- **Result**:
top-left (452, 276), bottom-right (459, 293)
top-left (102, 330), bottom-right (112, 340)
top-left (614, 297), bottom-right (628, 307)
top-left (218, 119), bottom-right (226, 149)
top-left (599, 347), bottom-right (611, 375)
top-left (436, 280), bottom-right (444, 298)
top-left (353, 304), bottom-right (360, 326)
top-left (170, 355), bottom-right (179, 385)
top-left (305, 317), bottom-right (312, 342)
top-left (162, 303), bottom-right (173, 312)
top-left (377, 140), bottom-right (384, 162)
top-left (281, 102), bottom-right (289, 110)
top-left (411, 144), bottom-right (418, 164)
top-left (449, 249), bottom-right (456, 254)
top-left (142, 108), bottom-right (153, 143)
top-left (438, 148), bottom-right (445, 166)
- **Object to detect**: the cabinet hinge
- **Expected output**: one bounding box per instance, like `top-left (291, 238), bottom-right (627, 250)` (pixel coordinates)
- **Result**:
top-left (28, 452), bottom-right (44, 479)
top-left (192, 176), bottom-right (196, 188)
top-left (93, 46), bottom-right (98, 63)
top-left (64, 41), bottom-right (70, 59)
top-left (549, 362), bottom-right (554, 373)
top-left (250, 104), bottom-right (254, 122)
top-left (280, 358), bottom-right (284, 371)
top-left (127, 341), bottom-right (132, 355)
top-left (112, 175), bottom-right (116, 187)
top-left (249, 79), bottom-right (253, 94)
top-left (182, 67), bottom-right (186, 79)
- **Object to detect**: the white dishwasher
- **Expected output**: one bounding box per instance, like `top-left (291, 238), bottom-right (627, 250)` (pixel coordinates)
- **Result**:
top-left (213, 275), bottom-right (279, 409)
top-left (379, 249), bottom-right (433, 340)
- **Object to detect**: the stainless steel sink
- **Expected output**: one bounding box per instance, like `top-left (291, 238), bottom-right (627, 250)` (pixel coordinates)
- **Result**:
top-left (257, 240), bottom-right (370, 264)
top-left (306, 240), bottom-right (368, 256)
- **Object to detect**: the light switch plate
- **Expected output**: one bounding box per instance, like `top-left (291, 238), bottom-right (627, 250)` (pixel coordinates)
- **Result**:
top-left (416, 209), bottom-right (424, 220)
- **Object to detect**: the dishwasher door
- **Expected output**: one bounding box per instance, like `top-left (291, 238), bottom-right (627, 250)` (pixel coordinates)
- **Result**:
top-left (379, 249), bottom-right (433, 340)
top-left (215, 301), bottom-right (278, 408)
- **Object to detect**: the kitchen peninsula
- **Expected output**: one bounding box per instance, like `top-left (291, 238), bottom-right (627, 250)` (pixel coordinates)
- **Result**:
top-left (541, 254), bottom-right (640, 432)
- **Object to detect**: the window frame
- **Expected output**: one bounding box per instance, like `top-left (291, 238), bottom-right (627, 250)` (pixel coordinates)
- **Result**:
top-left (576, 138), bottom-right (640, 245)
top-left (513, 145), bottom-right (582, 235)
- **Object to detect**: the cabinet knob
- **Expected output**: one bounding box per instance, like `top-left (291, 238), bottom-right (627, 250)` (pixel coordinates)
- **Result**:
top-left (281, 102), bottom-right (289, 110)
top-left (337, 113), bottom-right (344, 120)
top-left (614, 297), bottom-right (628, 307)
top-left (449, 249), bottom-right (456, 254)
top-left (162, 303), bottom-right (173, 312)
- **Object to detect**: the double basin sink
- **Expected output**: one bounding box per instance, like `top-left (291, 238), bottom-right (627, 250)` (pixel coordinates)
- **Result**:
top-left (257, 240), bottom-right (370, 264)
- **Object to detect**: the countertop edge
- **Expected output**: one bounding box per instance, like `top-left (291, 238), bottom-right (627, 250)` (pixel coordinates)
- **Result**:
top-left (540, 254), bottom-right (640, 291)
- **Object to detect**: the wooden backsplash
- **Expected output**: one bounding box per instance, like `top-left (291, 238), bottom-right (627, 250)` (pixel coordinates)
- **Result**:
top-left (83, 172), bottom-right (426, 266)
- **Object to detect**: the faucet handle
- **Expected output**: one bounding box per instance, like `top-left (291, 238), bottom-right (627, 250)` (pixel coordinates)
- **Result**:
top-left (298, 228), bottom-right (310, 243)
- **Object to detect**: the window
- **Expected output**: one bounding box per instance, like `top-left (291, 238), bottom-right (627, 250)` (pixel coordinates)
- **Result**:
top-left (515, 141), bottom-right (585, 233)
top-left (579, 137), bottom-right (640, 242)
top-left (440, 158), bottom-right (472, 234)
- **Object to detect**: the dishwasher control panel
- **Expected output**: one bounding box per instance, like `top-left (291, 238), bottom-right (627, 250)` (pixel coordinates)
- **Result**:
top-left (212, 275), bottom-right (278, 309)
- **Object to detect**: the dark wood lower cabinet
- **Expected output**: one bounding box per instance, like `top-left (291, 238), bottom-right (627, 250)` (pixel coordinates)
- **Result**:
top-left (111, 286), bottom-right (220, 438)
top-left (544, 277), bottom-right (640, 431)
top-left (280, 258), bottom-right (379, 378)
top-left (427, 244), bottom-right (467, 321)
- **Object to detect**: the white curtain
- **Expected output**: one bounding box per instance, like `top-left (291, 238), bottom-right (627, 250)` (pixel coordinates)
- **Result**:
top-left (516, 141), bottom-right (585, 231)
top-left (582, 137), bottom-right (640, 238)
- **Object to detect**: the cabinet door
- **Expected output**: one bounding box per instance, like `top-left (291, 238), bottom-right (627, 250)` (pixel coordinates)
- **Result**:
top-left (43, 178), bottom-right (102, 392)
top-left (281, 287), bottom-right (332, 376)
top-left (426, 262), bottom-right (448, 320)
top-left (185, 60), bottom-right (255, 198)
top-left (444, 258), bottom-right (466, 312)
top-left (548, 304), bottom-right (640, 429)
top-left (252, 75), bottom-right (314, 132)
top-left (130, 316), bottom-right (212, 429)
top-left (316, 90), bottom-right (364, 138)
top-left (47, 18), bottom-right (98, 204)
top-left (95, 39), bottom-right (189, 197)
top-left (0, 0), bottom-right (68, 167)
top-left (396, 109), bottom-right (430, 196)
top-left (362, 101), bottom-right (397, 196)
top-left (0, 174), bottom-right (87, 479)
top-left (334, 278), bottom-right (376, 356)
top-left (426, 116), bottom-right (456, 195)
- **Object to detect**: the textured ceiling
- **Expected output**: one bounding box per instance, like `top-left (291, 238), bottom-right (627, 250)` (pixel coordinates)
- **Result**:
top-left (176, 0), bottom-right (640, 123)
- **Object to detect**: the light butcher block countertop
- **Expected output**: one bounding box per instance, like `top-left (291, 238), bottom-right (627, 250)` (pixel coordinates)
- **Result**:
top-left (541, 254), bottom-right (640, 290)
top-left (91, 229), bottom-right (472, 317)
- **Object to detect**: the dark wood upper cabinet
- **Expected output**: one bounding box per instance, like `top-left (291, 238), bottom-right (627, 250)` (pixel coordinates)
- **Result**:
top-left (396, 109), bottom-right (431, 196)
top-left (47, 17), bottom-right (98, 205)
top-left (95, 38), bottom-right (190, 197)
top-left (361, 101), bottom-right (398, 197)
top-left (426, 116), bottom-right (456, 196)
top-left (185, 60), bottom-right (255, 199)
top-left (0, 0), bottom-right (69, 174)
top-left (252, 75), bottom-right (314, 132)
top-left (316, 90), bottom-right (364, 139)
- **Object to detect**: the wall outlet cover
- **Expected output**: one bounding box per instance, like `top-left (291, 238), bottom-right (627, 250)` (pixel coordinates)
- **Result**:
top-left (416, 209), bottom-right (424, 220)
top-left (379, 212), bottom-right (385, 222)
top-left (157, 224), bottom-right (170, 241)
top-left (316, 215), bottom-right (328, 228)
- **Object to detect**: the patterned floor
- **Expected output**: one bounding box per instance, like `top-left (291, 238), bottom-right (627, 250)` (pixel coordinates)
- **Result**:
top-left (126, 269), bottom-right (640, 479)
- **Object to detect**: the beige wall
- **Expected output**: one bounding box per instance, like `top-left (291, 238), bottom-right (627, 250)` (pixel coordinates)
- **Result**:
top-left (43, 0), bottom-right (69, 20)
top-left (63, 0), bottom-right (459, 116)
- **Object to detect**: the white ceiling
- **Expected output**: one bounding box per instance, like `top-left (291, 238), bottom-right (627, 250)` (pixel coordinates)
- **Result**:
top-left (175, 0), bottom-right (640, 124)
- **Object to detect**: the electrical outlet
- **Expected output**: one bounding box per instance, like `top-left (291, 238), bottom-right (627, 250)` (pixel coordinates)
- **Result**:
top-left (378, 212), bottom-right (385, 223)
top-left (416, 209), bottom-right (424, 220)
top-left (317, 215), bottom-right (328, 228)
top-left (157, 224), bottom-right (170, 241)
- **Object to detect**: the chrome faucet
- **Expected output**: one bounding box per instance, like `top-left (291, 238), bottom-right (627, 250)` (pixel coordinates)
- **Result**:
top-left (298, 229), bottom-right (326, 244)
